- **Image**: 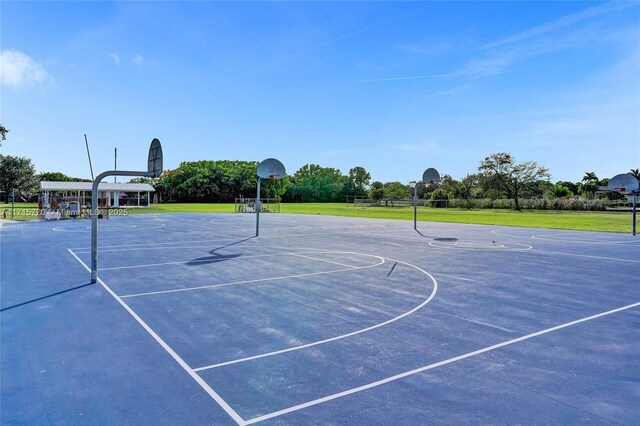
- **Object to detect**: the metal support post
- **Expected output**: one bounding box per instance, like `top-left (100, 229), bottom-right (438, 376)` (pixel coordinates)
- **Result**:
top-left (413, 184), bottom-right (418, 231)
top-left (91, 170), bottom-right (155, 283)
top-left (256, 177), bottom-right (262, 237)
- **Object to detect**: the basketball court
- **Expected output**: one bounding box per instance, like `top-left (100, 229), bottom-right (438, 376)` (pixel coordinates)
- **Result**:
top-left (2, 213), bottom-right (638, 424)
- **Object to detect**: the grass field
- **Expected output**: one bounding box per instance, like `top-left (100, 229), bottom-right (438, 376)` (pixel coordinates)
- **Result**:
top-left (2, 202), bottom-right (635, 233)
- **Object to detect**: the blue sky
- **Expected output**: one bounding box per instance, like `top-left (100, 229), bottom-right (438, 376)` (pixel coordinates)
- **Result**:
top-left (1, 1), bottom-right (638, 184)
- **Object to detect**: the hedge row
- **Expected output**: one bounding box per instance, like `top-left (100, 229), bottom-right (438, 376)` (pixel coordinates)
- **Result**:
top-left (428, 198), bottom-right (630, 211)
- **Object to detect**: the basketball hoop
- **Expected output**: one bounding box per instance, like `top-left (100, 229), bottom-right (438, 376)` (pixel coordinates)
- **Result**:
top-left (608, 174), bottom-right (638, 196)
top-left (256, 158), bottom-right (287, 237)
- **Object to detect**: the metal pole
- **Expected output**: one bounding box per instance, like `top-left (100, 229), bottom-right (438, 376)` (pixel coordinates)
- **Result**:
top-left (91, 170), bottom-right (155, 283)
top-left (84, 134), bottom-right (94, 181)
top-left (256, 177), bottom-right (262, 237)
top-left (413, 185), bottom-right (418, 230)
top-left (11, 188), bottom-right (15, 219)
top-left (633, 192), bottom-right (637, 236)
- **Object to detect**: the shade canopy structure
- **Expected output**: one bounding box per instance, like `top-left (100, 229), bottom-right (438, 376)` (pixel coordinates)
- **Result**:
top-left (40, 181), bottom-right (155, 208)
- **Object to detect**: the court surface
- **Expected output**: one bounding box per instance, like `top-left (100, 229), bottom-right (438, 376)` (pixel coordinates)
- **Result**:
top-left (1, 213), bottom-right (639, 425)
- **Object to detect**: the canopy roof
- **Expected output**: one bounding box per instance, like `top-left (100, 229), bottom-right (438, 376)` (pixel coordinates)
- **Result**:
top-left (40, 181), bottom-right (155, 192)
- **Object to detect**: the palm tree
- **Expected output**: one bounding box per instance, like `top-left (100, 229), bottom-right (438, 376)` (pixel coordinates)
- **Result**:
top-left (582, 171), bottom-right (598, 184)
top-left (629, 169), bottom-right (640, 180)
top-left (581, 171), bottom-right (599, 198)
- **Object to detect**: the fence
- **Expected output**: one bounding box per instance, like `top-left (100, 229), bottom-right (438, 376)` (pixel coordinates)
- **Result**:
top-left (353, 197), bottom-right (634, 211)
top-left (234, 198), bottom-right (281, 213)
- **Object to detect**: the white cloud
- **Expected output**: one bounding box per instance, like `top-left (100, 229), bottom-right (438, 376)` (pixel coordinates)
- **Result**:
top-left (397, 142), bottom-right (441, 152)
top-left (358, 72), bottom-right (473, 83)
top-left (459, 52), bottom-right (518, 77)
top-left (110, 53), bottom-right (121, 65)
top-left (460, 18), bottom-right (638, 78)
top-left (0, 49), bottom-right (54, 88)
top-left (482, 1), bottom-right (638, 49)
top-left (131, 54), bottom-right (144, 69)
top-left (396, 38), bottom-right (454, 56)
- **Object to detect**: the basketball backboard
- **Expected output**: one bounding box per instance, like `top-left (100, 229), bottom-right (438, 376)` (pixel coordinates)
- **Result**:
top-left (422, 168), bottom-right (441, 184)
top-left (608, 173), bottom-right (639, 195)
top-left (257, 158), bottom-right (286, 180)
top-left (148, 138), bottom-right (163, 178)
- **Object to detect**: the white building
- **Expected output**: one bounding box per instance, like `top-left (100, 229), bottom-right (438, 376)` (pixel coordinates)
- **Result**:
top-left (40, 181), bottom-right (156, 209)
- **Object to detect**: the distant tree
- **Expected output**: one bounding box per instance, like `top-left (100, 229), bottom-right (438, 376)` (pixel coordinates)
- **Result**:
top-left (438, 174), bottom-right (463, 199)
top-left (262, 175), bottom-right (291, 200)
top-left (600, 190), bottom-right (626, 201)
top-left (382, 181), bottom-right (410, 204)
top-left (478, 152), bottom-right (550, 211)
top-left (428, 188), bottom-right (449, 207)
top-left (629, 169), bottom-right (640, 181)
top-left (369, 181), bottom-right (384, 200)
top-left (0, 123), bottom-right (8, 146)
top-left (413, 182), bottom-right (428, 199)
top-left (290, 164), bottom-right (345, 202)
top-left (0, 155), bottom-right (38, 202)
top-left (138, 171), bottom-right (183, 203)
top-left (460, 173), bottom-right (479, 209)
top-left (153, 160), bottom-right (265, 202)
top-left (344, 166), bottom-right (371, 197)
top-left (580, 171), bottom-right (599, 198)
top-left (522, 179), bottom-right (553, 199)
top-left (548, 183), bottom-right (573, 199)
top-left (38, 172), bottom-right (90, 182)
top-left (556, 180), bottom-right (579, 195)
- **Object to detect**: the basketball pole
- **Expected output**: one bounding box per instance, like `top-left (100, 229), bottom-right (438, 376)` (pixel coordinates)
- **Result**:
top-left (413, 183), bottom-right (418, 231)
top-left (91, 170), bottom-right (156, 283)
top-left (256, 177), bottom-right (262, 237)
top-left (633, 191), bottom-right (637, 236)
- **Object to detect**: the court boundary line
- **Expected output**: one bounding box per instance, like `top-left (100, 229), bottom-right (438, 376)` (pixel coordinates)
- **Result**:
top-left (428, 241), bottom-right (532, 251)
top-left (69, 238), bottom-right (262, 252)
top-left (288, 253), bottom-right (360, 269)
top-left (53, 224), bottom-right (166, 233)
top-left (97, 252), bottom-right (300, 271)
top-left (490, 229), bottom-right (640, 245)
top-left (194, 257), bottom-right (437, 372)
top-left (67, 249), bottom-right (246, 426)
top-left (120, 253), bottom-right (385, 298)
top-left (530, 248), bottom-right (640, 263)
top-left (242, 300), bottom-right (640, 425)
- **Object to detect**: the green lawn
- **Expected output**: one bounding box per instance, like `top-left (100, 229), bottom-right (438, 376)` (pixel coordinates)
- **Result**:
top-left (0, 203), bottom-right (39, 221)
top-left (2, 202), bottom-right (635, 233)
top-left (279, 203), bottom-right (633, 233)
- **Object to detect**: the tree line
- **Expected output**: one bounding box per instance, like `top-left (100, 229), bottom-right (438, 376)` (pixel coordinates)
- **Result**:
top-left (1, 148), bottom-right (638, 210)
top-left (138, 161), bottom-right (372, 203)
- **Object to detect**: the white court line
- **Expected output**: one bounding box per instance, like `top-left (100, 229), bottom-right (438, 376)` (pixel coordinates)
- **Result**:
top-left (66, 249), bottom-right (246, 426)
top-left (428, 241), bottom-right (532, 251)
top-left (531, 249), bottom-right (640, 264)
top-left (194, 257), bottom-right (436, 372)
top-left (435, 273), bottom-right (484, 283)
top-left (69, 225), bottom-right (440, 252)
top-left (289, 253), bottom-right (358, 269)
top-left (98, 252), bottom-right (291, 271)
top-left (53, 224), bottom-right (166, 233)
top-left (243, 300), bottom-right (640, 425)
top-left (491, 229), bottom-right (640, 245)
top-left (74, 244), bottom-right (239, 254)
top-left (69, 236), bottom-right (260, 251)
top-left (120, 254), bottom-right (385, 298)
